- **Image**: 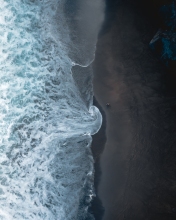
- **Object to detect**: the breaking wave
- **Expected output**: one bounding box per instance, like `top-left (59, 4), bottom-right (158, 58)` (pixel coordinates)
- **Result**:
top-left (0, 0), bottom-right (104, 219)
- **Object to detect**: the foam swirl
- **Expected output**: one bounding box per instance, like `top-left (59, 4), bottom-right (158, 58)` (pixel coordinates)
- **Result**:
top-left (0, 0), bottom-right (103, 219)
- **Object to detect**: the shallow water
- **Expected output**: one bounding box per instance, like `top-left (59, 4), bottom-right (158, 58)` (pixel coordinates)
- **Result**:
top-left (0, 0), bottom-right (104, 219)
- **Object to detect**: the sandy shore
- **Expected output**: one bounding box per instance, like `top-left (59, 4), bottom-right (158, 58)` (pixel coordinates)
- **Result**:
top-left (91, 1), bottom-right (176, 220)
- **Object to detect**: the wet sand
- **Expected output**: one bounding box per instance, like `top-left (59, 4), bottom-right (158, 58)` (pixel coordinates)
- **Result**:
top-left (91, 1), bottom-right (176, 219)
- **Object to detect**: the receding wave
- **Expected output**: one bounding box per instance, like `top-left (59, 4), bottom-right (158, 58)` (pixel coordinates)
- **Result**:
top-left (0, 0), bottom-right (104, 219)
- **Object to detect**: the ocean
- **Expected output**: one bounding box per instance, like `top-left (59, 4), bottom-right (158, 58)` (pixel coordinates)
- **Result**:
top-left (0, 0), bottom-right (104, 219)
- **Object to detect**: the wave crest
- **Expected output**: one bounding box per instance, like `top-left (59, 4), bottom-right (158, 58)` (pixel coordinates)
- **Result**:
top-left (0, 0), bottom-right (103, 219)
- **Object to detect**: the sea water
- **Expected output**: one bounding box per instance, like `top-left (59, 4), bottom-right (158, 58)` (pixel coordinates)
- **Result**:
top-left (0, 0), bottom-right (104, 219)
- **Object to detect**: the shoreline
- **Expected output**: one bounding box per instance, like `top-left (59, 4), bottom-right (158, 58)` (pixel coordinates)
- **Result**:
top-left (91, 0), bottom-right (176, 219)
top-left (89, 97), bottom-right (106, 220)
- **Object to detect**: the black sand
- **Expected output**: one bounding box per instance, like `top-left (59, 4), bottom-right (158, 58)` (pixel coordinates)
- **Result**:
top-left (91, 1), bottom-right (176, 219)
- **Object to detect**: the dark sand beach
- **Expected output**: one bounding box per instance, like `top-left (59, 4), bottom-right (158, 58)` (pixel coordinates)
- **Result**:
top-left (91, 0), bottom-right (176, 219)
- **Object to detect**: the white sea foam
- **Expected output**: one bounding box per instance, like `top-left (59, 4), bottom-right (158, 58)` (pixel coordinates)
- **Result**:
top-left (0, 0), bottom-right (103, 219)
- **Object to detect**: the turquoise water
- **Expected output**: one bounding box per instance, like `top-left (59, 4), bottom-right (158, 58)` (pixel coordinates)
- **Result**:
top-left (0, 0), bottom-right (103, 219)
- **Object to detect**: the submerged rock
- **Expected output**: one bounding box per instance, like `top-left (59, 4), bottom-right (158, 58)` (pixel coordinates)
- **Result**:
top-left (150, 1), bottom-right (176, 63)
